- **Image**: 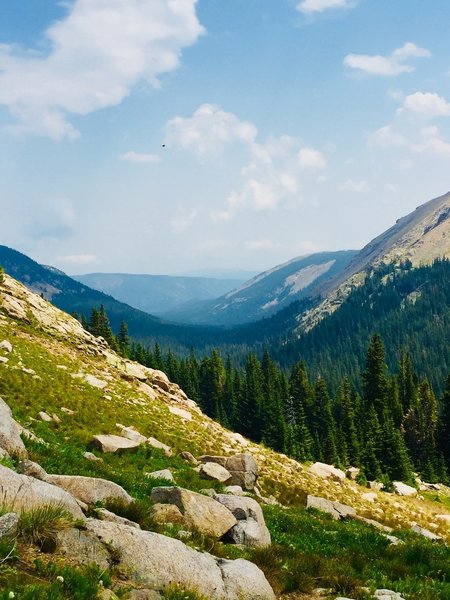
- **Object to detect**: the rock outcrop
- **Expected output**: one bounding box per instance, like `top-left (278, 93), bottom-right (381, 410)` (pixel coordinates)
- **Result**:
top-left (45, 474), bottom-right (133, 505)
top-left (0, 397), bottom-right (28, 458)
top-left (199, 454), bottom-right (258, 490)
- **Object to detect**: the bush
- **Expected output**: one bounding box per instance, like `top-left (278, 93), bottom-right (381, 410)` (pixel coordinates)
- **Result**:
top-left (17, 504), bottom-right (73, 547)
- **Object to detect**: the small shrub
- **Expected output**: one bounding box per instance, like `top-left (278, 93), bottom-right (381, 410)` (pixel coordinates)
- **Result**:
top-left (102, 497), bottom-right (158, 532)
top-left (17, 504), bottom-right (73, 547)
top-left (161, 585), bottom-right (208, 600)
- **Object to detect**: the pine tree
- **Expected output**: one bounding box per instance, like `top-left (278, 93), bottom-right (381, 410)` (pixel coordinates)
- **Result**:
top-left (362, 333), bottom-right (389, 417)
top-left (335, 378), bottom-right (360, 466)
top-left (117, 320), bottom-right (130, 357)
top-left (237, 354), bottom-right (264, 441)
top-left (312, 377), bottom-right (338, 464)
top-left (438, 374), bottom-right (450, 473)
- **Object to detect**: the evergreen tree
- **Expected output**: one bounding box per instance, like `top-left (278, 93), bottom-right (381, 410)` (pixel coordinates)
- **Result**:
top-left (335, 378), bottom-right (360, 466)
top-left (237, 354), bottom-right (264, 441)
top-left (438, 374), bottom-right (450, 473)
top-left (362, 333), bottom-right (389, 417)
top-left (117, 320), bottom-right (130, 357)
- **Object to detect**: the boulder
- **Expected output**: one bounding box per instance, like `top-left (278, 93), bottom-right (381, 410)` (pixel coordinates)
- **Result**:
top-left (200, 462), bottom-right (232, 484)
top-left (38, 411), bottom-right (53, 423)
top-left (435, 514), bottom-right (450, 523)
top-left (90, 435), bottom-right (141, 454)
top-left (54, 527), bottom-right (111, 571)
top-left (411, 524), bottom-right (442, 541)
top-left (346, 467), bottom-right (361, 480)
top-left (225, 486), bottom-right (244, 496)
top-left (17, 460), bottom-right (48, 480)
top-left (0, 512), bottom-right (19, 540)
top-left (84, 374), bottom-right (108, 389)
top-left (45, 474), bottom-right (133, 505)
top-left (84, 451), bottom-right (103, 462)
top-left (145, 469), bottom-right (174, 483)
top-left (373, 590), bottom-right (405, 600)
top-left (393, 482), bottom-right (417, 497)
top-left (199, 454), bottom-right (259, 490)
top-left (97, 508), bottom-right (140, 529)
top-left (168, 406), bottom-right (192, 421)
top-left (150, 370), bottom-right (171, 393)
top-left (218, 558), bottom-right (275, 600)
top-left (369, 481), bottom-right (384, 491)
top-left (151, 486), bottom-right (237, 538)
top-left (309, 462), bottom-right (346, 482)
top-left (123, 591), bottom-right (162, 600)
top-left (150, 503), bottom-right (185, 525)
top-left (147, 437), bottom-right (172, 457)
top-left (0, 464), bottom-right (84, 519)
top-left (215, 494), bottom-right (271, 548)
top-left (361, 492), bottom-right (377, 503)
top-left (0, 340), bottom-right (13, 353)
top-left (306, 495), bottom-right (356, 520)
top-left (118, 425), bottom-right (147, 445)
top-left (0, 397), bottom-right (28, 458)
top-left (179, 451), bottom-right (198, 466)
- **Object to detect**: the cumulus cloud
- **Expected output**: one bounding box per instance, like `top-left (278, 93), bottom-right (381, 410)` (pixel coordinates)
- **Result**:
top-left (344, 42), bottom-right (431, 76)
top-left (297, 0), bottom-right (356, 14)
top-left (0, 0), bottom-right (204, 139)
top-left (165, 103), bottom-right (257, 156)
top-left (298, 147), bottom-right (327, 169)
top-left (339, 179), bottom-right (369, 193)
top-left (368, 125), bottom-right (407, 148)
top-left (411, 126), bottom-right (450, 158)
top-left (57, 254), bottom-right (97, 265)
top-left (120, 151), bottom-right (161, 164)
top-left (400, 92), bottom-right (450, 117)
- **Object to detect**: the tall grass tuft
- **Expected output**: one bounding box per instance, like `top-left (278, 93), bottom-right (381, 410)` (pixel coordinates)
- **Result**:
top-left (17, 504), bottom-right (73, 547)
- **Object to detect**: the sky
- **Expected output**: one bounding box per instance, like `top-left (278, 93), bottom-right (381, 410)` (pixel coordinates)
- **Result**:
top-left (0, 0), bottom-right (449, 276)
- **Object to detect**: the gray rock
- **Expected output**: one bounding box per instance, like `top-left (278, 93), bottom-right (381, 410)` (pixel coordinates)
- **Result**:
top-left (83, 451), bottom-right (103, 462)
top-left (90, 434), bottom-right (141, 454)
top-left (38, 411), bottom-right (53, 423)
top-left (225, 518), bottom-right (271, 548)
top-left (147, 437), bottom-right (172, 457)
top-left (54, 527), bottom-right (111, 571)
top-left (411, 524), bottom-right (442, 541)
top-left (309, 462), bottom-right (346, 482)
top-left (151, 503), bottom-right (185, 525)
top-left (0, 464), bottom-right (84, 519)
top-left (199, 454), bottom-right (259, 490)
top-left (17, 460), bottom-right (48, 480)
top-left (200, 462), bottom-right (232, 484)
top-left (84, 374), bottom-right (108, 389)
top-left (45, 474), bottom-right (133, 506)
top-left (145, 469), bottom-right (174, 483)
top-left (179, 451), bottom-right (198, 466)
top-left (0, 340), bottom-right (13, 353)
top-left (0, 397), bottom-right (28, 458)
top-left (225, 485), bottom-right (244, 496)
top-left (151, 486), bottom-right (237, 538)
top-left (123, 591), bottom-right (162, 600)
top-left (97, 508), bottom-right (140, 529)
top-left (392, 481), bottom-right (417, 497)
top-left (0, 512), bottom-right (19, 540)
top-left (306, 495), bottom-right (356, 520)
top-left (118, 425), bottom-right (147, 444)
top-left (219, 558), bottom-right (275, 600)
top-left (373, 590), bottom-right (405, 600)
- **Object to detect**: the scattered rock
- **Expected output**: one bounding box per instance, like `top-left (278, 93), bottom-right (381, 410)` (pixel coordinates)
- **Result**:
top-left (45, 474), bottom-right (133, 505)
top-left (83, 451), bottom-right (103, 462)
top-left (383, 534), bottom-right (403, 546)
top-left (179, 451), bottom-right (198, 466)
top-left (145, 469), bottom-right (174, 483)
top-left (0, 340), bottom-right (13, 353)
top-left (306, 495), bottom-right (356, 520)
top-left (97, 589), bottom-right (119, 600)
top-left (90, 434), bottom-right (141, 454)
top-left (373, 590), bottom-right (405, 599)
top-left (309, 462), bottom-right (346, 482)
top-left (0, 512), bottom-right (19, 540)
top-left (150, 370), bottom-right (171, 393)
top-left (0, 396), bottom-right (28, 458)
top-left (411, 524), bottom-right (442, 541)
top-left (199, 454), bottom-right (259, 490)
top-left (61, 407), bottom-right (75, 415)
top-left (225, 485), bottom-right (244, 495)
top-left (17, 460), bottom-right (48, 480)
top-left (361, 492), bottom-right (378, 502)
top-left (393, 482), bottom-right (417, 497)
top-left (200, 462), bottom-right (232, 484)
top-left (54, 527), bottom-right (111, 570)
top-left (97, 508), bottom-right (140, 529)
top-left (215, 494), bottom-right (271, 548)
top-left (84, 374), bottom-right (108, 389)
top-left (151, 486), bottom-right (237, 538)
top-left (435, 514), bottom-right (450, 522)
top-left (38, 411), bottom-right (53, 423)
top-left (118, 425), bottom-right (147, 444)
top-left (123, 591), bottom-right (162, 600)
top-left (147, 436), bottom-right (172, 457)
top-left (168, 405), bottom-right (192, 421)
top-left (218, 558), bottom-right (275, 600)
top-left (150, 503), bottom-right (185, 525)
top-left (346, 467), bottom-right (360, 480)
top-left (0, 464), bottom-right (84, 519)
top-left (0, 356), bottom-right (8, 364)
top-left (355, 516), bottom-right (393, 533)
top-left (369, 481), bottom-right (385, 491)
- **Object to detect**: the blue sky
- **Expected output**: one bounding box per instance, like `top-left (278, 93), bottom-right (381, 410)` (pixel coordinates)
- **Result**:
top-left (0, 0), bottom-right (449, 275)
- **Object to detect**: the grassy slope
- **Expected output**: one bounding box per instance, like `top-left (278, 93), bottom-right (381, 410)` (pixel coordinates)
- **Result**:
top-left (1, 274), bottom-right (450, 599)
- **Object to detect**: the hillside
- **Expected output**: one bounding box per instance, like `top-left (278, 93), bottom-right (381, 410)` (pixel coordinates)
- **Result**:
top-left (74, 272), bottom-right (244, 316)
top-left (2, 271), bottom-right (450, 598)
top-left (163, 251), bottom-right (357, 326)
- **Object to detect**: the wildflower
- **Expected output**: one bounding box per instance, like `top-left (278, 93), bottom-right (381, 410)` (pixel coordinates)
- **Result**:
top-left (56, 575), bottom-right (64, 583)
top-left (8, 592), bottom-right (15, 599)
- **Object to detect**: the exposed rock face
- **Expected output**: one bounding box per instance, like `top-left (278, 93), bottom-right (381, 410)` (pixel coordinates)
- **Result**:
top-left (411, 524), bottom-right (442, 541)
top-left (118, 425), bottom-right (147, 444)
top-left (0, 397), bottom-right (28, 458)
top-left (151, 486), bottom-right (237, 538)
top-left (179, 451), bottom-right (198, 466)
top-left (199, 454), bottom-right (258, 490)
top-left (218, 558), bottom-right (276, 600)
top-left (46, 474), bottom-right (133, 506)
top-left (97, 508), bottom-right (140, 529)
top-left (306, 495), bottom-right (356, 520)
top-left (309, 462), bottom-right (346, 482)
top-left (90, 434), bottom-right (141, 454)
top-left (151, 504), bottom-right (185, 525)
top-left (54, 527), bottom-right (111, 571)
top-left (0, 464), bottom-right (84, 519)
top-left (147, 437), bottom-right (172, 457)
top-left (17, 460), bottom-right (48, 480)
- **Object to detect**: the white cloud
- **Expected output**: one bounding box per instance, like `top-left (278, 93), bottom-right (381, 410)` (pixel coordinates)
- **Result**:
top-left (344, 42), bottom-right (430, 76)
top-left (339, 179), bottom-right (369, 192)
top-left (165, 103), bottom-right (257, 156)
top-left (58, 254), bottom-right (97, 265)
top-left (400, 92), bottom-right (450, 117)
top-left (0, 0), bottom-right (204, 139)
top-left (120, 151), bottom-right (161, 164)
top-left (245, 239), bottom-right (277, 251)
top-left (169, 209), bottom-right (198, 233)
top-left (368, 125), bottom-right (407, 148)
top-left (298, 147), bottom-right (327, 169)
top-left (297, 0), bottom-right (355, 14)
top-left (411, 126), bottom-right (450, 158)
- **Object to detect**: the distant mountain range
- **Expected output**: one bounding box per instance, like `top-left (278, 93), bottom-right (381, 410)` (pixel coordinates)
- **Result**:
top-left (161, 251), bottom-right (357, 326)
top-left (74, 273), bottom-right (244, 316)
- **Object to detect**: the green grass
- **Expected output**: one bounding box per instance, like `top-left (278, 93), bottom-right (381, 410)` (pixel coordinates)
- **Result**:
top-left (17, 505), bottom-right (73, 548)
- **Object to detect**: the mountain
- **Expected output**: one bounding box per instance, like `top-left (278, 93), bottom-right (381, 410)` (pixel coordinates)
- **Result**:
top-left (300, 190), bottom-right (450, 332)
top-left (163, 250), bottom-right (357, 326)
top-left (1, 269), bottom-right (450, 598)
top-left (74, 272), bottom-right (244, 316)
